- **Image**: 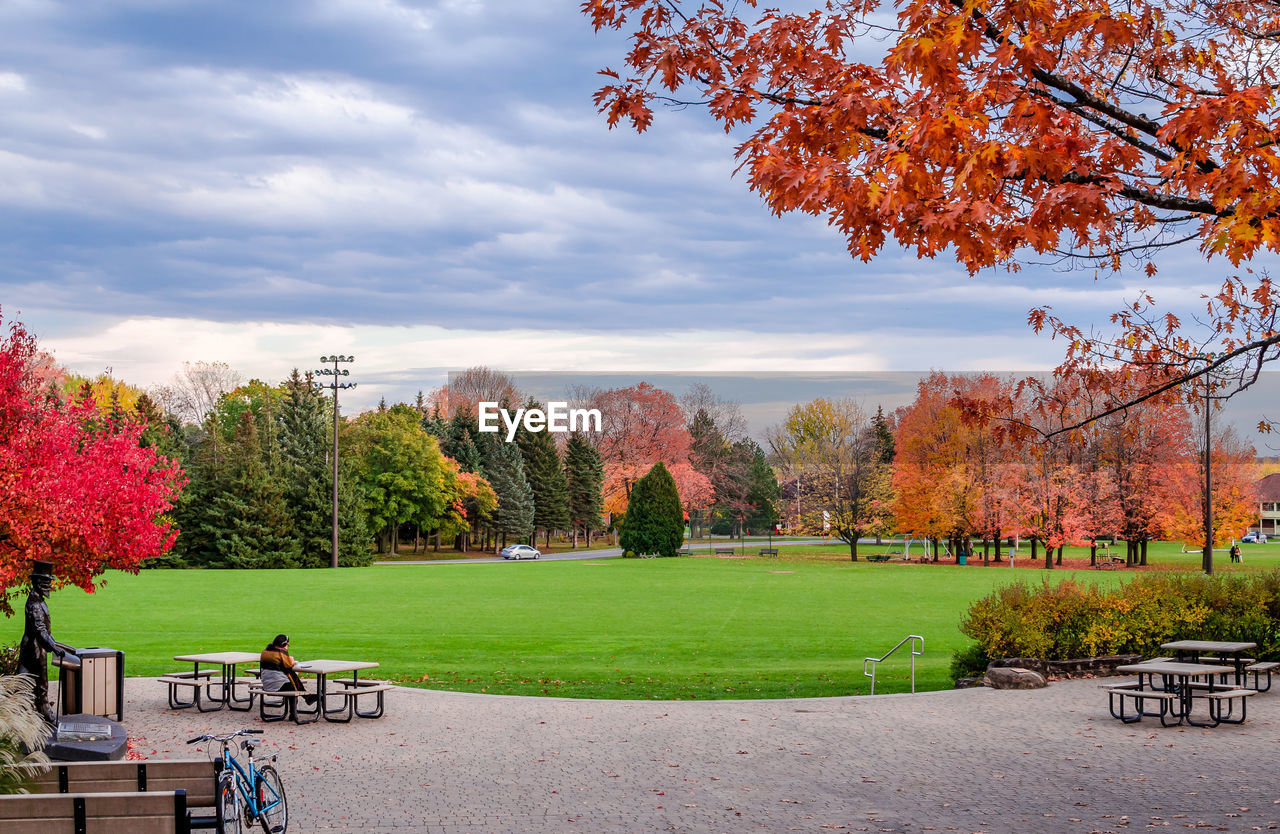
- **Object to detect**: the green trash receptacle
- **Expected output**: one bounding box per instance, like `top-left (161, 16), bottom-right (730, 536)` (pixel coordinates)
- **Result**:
top-left (957, 553), bottom-right (968, 565)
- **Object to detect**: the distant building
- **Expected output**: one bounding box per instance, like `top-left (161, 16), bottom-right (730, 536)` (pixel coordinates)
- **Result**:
top-left (1253, 473), bottom-right (1280, 536)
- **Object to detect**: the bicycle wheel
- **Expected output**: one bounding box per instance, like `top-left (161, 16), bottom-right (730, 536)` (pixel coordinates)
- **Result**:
top-left (255, 764), bottom-right (288, 833)
top-left (218, 776), bottom-right (243, 834)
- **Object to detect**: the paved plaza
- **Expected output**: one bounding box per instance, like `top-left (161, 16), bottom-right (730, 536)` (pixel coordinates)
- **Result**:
top-left (122, 677), bottom-right (1280, 833)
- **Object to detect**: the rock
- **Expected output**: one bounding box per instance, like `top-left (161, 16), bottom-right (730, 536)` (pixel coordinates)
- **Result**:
top-left (983, 666), bottom-right (1047, 690)
top-left (953, 677), bottom-right (986, 689)
top-left (988, 657), bottom-right (1048, 674)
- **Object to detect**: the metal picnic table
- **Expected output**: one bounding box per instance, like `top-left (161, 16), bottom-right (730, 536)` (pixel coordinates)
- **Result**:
top-left (1160, 640), bottom-right (1257, 687)
top-left (170, 651), bottom-right (261, 712)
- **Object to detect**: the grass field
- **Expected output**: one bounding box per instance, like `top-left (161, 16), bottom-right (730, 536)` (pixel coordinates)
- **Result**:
top-left (10, 540), bottom-right (1272, 700)
top-left (2, 557), bottom-right (1134, 700)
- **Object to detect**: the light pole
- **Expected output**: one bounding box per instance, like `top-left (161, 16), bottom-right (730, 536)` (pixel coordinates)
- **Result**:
top-left (316, 355), bottom-right (356, 569)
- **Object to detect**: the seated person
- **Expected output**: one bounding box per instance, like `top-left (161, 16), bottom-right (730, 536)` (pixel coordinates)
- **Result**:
top-left (260, 634), bottom-right (317, 705)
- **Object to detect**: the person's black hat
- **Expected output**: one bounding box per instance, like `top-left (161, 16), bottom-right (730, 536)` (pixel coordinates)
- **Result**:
top-left (30, 560), bottom-right (53, 579)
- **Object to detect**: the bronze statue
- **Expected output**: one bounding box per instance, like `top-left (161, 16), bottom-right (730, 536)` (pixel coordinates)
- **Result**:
top-left (16, 561), bottom-right (78, 725)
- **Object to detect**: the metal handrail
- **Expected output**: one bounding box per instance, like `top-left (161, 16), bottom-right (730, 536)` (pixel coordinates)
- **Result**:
top-left (863, 634), bottom-right (924, 695)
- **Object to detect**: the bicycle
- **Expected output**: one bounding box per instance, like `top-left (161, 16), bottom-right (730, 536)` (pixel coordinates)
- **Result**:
top-left (187, 728), bottom-right (288, 833)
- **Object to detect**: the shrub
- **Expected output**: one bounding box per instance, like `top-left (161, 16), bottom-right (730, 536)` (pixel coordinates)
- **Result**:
top-left (958, 570), bottom-right (1280, 662)
top-left (0, 645), bottom-right (17, 677)
top-left (948, 643), bottom-right (991, 683)
top-left (0, 676), bottom-right (49, 794)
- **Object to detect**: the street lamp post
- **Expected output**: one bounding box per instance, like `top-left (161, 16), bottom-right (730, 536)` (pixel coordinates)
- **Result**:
top-left (316, 355), bottom-right (356, 569)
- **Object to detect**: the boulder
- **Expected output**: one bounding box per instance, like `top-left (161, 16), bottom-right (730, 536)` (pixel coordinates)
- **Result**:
top-left (953, 677), bottom-right (986, 689)
top-left (983, 666), bottom-right (1047, 690)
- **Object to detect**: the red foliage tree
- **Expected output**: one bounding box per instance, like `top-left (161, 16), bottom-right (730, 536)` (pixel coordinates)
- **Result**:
top-left (0, 313), bottom-right (186, 613)
top-left (586, 382), bottom-right (713, 514)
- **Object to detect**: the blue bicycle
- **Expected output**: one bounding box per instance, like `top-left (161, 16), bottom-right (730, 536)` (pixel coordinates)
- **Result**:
top-left (187, 728), bottom-right (288, 833)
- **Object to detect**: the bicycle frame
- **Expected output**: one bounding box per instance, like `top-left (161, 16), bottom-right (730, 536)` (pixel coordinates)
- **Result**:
top-left (221, 741), bottom-right (283, 820)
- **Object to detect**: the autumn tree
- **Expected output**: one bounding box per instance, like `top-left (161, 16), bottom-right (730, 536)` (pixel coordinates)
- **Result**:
top-left (153, 360), bottom-right (243, 427)
top-left (769, 398), bottom-right (891, 560)
top-left (586, 2), bottom-right (1280, 566)
top-left (0, 313), bottom-right (185, 611)
top-left (1163, 425), bottom-right (1258, 550)
top-left (431, 367), bottom-right (521, 419)
top-left (585, 382), bottom-right (713, 514)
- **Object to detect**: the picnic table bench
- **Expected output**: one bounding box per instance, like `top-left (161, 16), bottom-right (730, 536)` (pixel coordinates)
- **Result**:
top-left (251, 659), bottom-right (387, 723)
top-left (758, 548), bottom-right (779, 556)
top-left (712, 547), bottom-right (736, 555)
top-left (868, 554), bottom-right (892, 562)
top-left (1112, 660), bottom-right (1257, 727)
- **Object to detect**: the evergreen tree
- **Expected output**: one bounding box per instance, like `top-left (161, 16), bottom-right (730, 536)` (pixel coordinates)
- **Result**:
top-left (518, 425), bottom-right (570, 546)
top-left (872, 405), bottom-right (896, 466)
top-left (203, 412), bottom-right (301, 568)
top-left (742, 442), bottom-right (781, 531)
top-left (485, 437), bottom-right (535, 545)
top-left (278, 369), bottom-right (372, 567)
top-left (564, 433), bottom-right (605, 545)
top-left (443, 410), bottom-right (484, 474)
top-left (620, 461), bottom-right (684, 557)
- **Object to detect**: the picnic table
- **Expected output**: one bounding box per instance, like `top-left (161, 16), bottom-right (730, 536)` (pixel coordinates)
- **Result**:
top-left (295, 659), bottom-right (386, 722)
top-left (1112, 660), bottom-right (1252, 727)
top-left (1160, 640), bottom-right (1257, 687)
top-left (164, 651), bottom-right (260, 712)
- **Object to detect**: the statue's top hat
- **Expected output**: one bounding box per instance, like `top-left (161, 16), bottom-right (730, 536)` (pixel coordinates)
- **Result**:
top-left (30, 560), bottom-right (54, 580)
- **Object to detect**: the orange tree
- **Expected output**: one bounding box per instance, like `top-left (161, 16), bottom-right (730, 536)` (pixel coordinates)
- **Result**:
top-left (0, 312), bottom-right (185, 614)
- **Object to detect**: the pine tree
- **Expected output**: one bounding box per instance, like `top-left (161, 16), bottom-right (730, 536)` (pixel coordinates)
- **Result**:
top-left (518, 426), bottom-right (571, 547)
top-left (484, 437), bottom-right (535, 546)
top-left (204, 412), bottom-right (301, 568)
top-left (564, 433), bottom-right (605, 546)
top-left (620, 462), bottom-right (684, 557)
top-left (872, 405), bottom-right (895, 466)
top-left (278, 369), bottom-right (372, 567)
top-left (444, 410), bottom-right (484, 474)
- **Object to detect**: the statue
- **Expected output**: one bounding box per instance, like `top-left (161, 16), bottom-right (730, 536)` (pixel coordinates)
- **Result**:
top-left (16, 561), bottom-right (78, 725)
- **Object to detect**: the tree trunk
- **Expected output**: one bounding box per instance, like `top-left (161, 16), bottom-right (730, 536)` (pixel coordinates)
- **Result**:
top-left (546, 528), bottom-right (551, 549)
top-left (849, 537), bottom-right (859, 561)
top-left (982, 538), bottom-right (989, 567)
top-left (1031, 536), bottom-right (1038, 561)
top-left (1140, 539), bottom-right (1148, 566)
top-left (434, 530), bottom-right (440, 552)
top-left (1055, 546), bottom-right (1062, 566)
top-left (1090, 540), bottom-right (1097, 566)
top-left (993, 535), bottom-right (1002, 563)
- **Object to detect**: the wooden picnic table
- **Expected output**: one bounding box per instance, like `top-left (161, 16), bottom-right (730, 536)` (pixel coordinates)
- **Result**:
top-left (1115, 660), bottom-right (1242, 727)
top-left (295, 659), bottom-right (382, 722)
top-left (168, 651), bottom-right (260, 712)
top-left (1160, 640), bottom-right (1257, 686)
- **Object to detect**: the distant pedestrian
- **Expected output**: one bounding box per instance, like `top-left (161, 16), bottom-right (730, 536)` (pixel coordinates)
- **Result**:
top-left (1230, 544), bottom-right (1241, 563)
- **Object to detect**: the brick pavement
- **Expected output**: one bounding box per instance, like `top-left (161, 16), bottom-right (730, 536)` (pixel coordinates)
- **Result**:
top-left (121, 678), bottom-right (1280, 833)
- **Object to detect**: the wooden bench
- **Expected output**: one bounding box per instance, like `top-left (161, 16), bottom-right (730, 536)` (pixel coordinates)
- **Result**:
top-left (758, 548), bottom-right (779, 557)
top-left (1102, 683), bottom-right (1181, 726)
top-left (25, 759), bottom-right (219, 829)
top-left (325, 679), bottom-right (394, 720)
top-left (1202, 688), bottom-right (1257, 725)
top-left (1246, 661), bottom-right (1278, 692)
top-left (0, 790), bottom-right (193, 833)
top-left (712, 547), bottom-right (736, 555)
top-left (249, 686), bottom-right (320, 724)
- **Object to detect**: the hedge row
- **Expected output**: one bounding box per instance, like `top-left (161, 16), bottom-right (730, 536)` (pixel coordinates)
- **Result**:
top-left (958, 571), bottom-right (1280, 664)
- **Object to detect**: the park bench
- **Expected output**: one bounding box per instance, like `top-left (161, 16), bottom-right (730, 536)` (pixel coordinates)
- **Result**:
top-left (758, 548), bottom-right (779, 557)
top-left (868, 555), bottom-right (891, 562)
top-left (24, 759), bottom-right (219, 830)
top-left (0, 790), bottom-right (196, 833)
top-left (1101, 683), bottom-right (1181, 726)
top-left (712, 547), bottom-right (736, 555)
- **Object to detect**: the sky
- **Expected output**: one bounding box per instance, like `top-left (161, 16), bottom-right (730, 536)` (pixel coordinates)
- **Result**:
top-left (1, 0), bottom-right (1277, 441)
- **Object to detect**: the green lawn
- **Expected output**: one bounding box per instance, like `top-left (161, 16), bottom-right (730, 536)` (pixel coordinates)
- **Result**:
top-left (3, 557), bottom-right (1129, 700)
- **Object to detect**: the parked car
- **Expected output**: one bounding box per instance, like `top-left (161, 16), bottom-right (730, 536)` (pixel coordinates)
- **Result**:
top-left (500, 544), bottom-right (542, 560)
top-left (1242, 532), bottom-right (1268, 543)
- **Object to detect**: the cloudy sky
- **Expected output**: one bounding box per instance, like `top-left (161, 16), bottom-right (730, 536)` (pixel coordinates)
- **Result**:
top-left (1, 0), bottom-right (1276, 435)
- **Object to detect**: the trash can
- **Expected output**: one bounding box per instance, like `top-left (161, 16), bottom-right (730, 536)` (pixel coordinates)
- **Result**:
top-left (60, 647), bottom-right (124, 721)
top-left (957, 553), bottom-right (968, 565)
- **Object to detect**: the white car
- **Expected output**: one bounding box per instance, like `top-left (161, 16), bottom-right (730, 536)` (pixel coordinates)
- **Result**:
top-left (500, 544), bottom-right (541, 560)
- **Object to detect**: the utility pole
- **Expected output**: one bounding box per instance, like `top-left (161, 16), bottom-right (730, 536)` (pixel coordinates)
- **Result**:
top-left (317, 355), bottom-right (356, 568)
top-left (1201, 354), bottom-right (1214, 576)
